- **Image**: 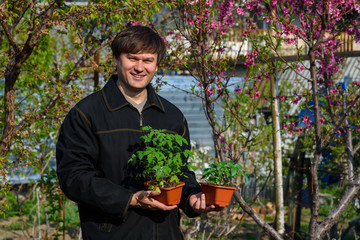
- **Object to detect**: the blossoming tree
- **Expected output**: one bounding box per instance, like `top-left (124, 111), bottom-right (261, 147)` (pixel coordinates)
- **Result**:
top-left (163, 0), bottom-right (360, 239)
top-left (247, 0), bottom-right (360, 239)
top-left (162, 0), bottom-right (287, 238)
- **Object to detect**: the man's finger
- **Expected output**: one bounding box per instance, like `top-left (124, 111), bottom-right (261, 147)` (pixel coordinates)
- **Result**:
top-left (147, 190), bottom-right (161, 197)
top-left (194, 196), bottom-right (201, 210)
top-left (150, 199), bottom-right (178, 211)
top-left (200, 193), bottom-right (206, 209)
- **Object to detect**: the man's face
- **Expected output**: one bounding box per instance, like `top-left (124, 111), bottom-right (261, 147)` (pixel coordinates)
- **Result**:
top-left (114, 52), bottom-right (158, 93)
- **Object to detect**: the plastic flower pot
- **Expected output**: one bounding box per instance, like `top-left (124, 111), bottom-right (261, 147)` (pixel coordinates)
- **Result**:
top-left (200, 182), bottom-right (236, 207)
top-left (144, 181), bottom-right (185, 206)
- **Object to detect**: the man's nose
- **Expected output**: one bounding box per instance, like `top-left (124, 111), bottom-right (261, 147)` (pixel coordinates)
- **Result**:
top-left (134, 61), bottom-right (144, 71)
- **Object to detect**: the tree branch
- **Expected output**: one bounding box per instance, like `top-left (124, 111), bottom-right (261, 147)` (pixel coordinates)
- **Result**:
top-left (316, 175), bottom-right (360, 239)
top-left (234, 189), bottom-right (283, 240)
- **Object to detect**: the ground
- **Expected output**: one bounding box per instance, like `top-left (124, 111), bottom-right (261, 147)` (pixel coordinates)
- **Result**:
top-left (0, 217), bottom-right (77, 240)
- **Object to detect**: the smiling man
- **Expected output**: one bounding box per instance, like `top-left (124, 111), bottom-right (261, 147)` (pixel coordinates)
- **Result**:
top-left (56, 26), bottom-right (217, 240)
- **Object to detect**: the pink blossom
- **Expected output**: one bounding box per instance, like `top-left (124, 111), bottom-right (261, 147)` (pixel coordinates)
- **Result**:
top-left (297, 128), bottom-right (303, 133)
top-left (244, 55), bottom-right (255, 67)
top-left (226, 16), bottom-right (234, 26)
top-left (236, 7), bottom-right (246, 15)
top-left (216, 47), bottom-right (224, 53)
top-left (210, 20), bottom-right (220, 29)
top-left (264, 97), bottom-right (268, 102)
top-left (346, 28), bottom-right (356, 35)
top-left (218, 0), bottom-right (235, 23)
top-left (284, 37), bottom-right (296, 44)
top-left (234, 88), bottom-right (243, 93)
top-left (320, 118), bottom-right (325, 124)
top-left (187, 0), bottom-right (198, 5)
top-left (293, 96), bottom-right (302, 104)
top-left (355, 30), bottom-right (360, 43)
top-left (355, 125), bottom-right (360, 132)
top-left (130, 21), bottom-right (143, 26)
top-left (205, 0), bottom-right (213, 6)
top-left (207, 88), bottom-right (215, 96)
top-left (277, 95), bottom-right (286, 101)
top-left (353, 81), bottom-right (360, 86)
top-left (160, 35), bottom-right (167, 44)
top-left (302, 116), bottom-right (312, 124)
top-left (186, 17), bottom-right (194, 26)
top-left (202, 8), bottom-right (211, 19)
top-left (270, 0), bottom-right (277, 10)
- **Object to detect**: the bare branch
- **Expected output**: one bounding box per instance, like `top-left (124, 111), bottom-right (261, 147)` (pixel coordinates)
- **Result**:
top-left (316, 175), bottom-right (360, 239)
top-left (321, 94), bottom-right (360, 151)
top-left (234, 189), bottom-right (283, 240)
top-left (354, 142), bottom-right (360, 155)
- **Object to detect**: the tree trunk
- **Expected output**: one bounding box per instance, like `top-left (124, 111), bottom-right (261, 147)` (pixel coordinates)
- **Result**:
top-left (270, 67), bottom-right (285, 235)
top-left (0, 70), bottom-right (19, 158)
top-left (286, 138), bottom-right (305, 239)
top-left (308, 47), bottom-right (322, 240)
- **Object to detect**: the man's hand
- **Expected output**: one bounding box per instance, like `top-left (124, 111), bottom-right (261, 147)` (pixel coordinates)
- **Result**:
top-left (189, 192), bottom-right (223, 214)
top-left (130, 190), bottom-right (177, 211)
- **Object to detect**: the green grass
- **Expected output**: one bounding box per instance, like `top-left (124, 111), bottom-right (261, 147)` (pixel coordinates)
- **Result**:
top-left (1, 189), bottom-right (80, 235)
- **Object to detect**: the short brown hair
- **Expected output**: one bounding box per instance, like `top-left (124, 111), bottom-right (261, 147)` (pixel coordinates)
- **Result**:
top-left (111, 26), bottom-right (166, 64)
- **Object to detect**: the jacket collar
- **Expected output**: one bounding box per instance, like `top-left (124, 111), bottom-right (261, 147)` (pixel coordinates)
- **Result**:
top-left (102, 75), bottom-right (165, 112)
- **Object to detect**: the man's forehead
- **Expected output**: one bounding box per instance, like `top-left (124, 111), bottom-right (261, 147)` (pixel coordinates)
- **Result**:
top-left (125, 52), bottom-right (158, 58)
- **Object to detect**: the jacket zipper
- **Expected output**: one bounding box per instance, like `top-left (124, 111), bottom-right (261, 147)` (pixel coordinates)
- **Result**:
top-left (140, 105), bottom-right (150, 127)
top-left (139, 112), bottom-right (144, 127)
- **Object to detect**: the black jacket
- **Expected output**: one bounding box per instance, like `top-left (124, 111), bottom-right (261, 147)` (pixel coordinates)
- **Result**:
top-left (56, 75), bottom-right (201, 240)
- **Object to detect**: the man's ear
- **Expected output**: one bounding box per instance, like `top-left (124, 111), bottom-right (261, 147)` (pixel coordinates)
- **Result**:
top-left (113, 57), bottom-right (119, 65)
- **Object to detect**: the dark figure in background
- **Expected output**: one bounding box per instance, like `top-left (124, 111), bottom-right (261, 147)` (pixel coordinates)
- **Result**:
top-left (56, 26), bottom-right (218, 239)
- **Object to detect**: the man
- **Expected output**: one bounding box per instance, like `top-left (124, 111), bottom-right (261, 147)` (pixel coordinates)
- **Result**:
top-left (56, 25), bottom-right (217, 239)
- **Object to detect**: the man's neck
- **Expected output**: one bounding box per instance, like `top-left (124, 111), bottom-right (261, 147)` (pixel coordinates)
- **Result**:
top-left (116, 79), bottom-right (147, 104)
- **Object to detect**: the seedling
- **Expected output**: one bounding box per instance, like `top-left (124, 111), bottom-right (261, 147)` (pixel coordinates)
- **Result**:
top-left (129, 126), bottom-right (191, 190)
top-left (202, 161), bottom-right (245, 186)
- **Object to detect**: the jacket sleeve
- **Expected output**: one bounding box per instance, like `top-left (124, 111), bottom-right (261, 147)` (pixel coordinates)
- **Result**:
top-left (56, 107), bottom-right (133, 219)
top-left (178, 116), bottom-right (202, 217)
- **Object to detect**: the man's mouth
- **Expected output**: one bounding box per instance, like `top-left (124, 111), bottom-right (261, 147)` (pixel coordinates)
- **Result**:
top-left (131, 73), bottom-right (145, 78)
